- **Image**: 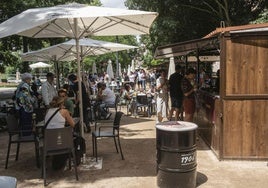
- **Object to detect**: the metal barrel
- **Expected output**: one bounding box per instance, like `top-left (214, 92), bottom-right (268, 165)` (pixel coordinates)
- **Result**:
top-left (156, 121), bottom-right (198, 188)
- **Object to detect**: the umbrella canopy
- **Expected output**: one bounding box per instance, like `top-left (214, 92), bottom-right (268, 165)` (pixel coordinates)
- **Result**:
top-left (29, 62), bottom-right (52, 69)
top-left (21, 38), bottom-right (137, 62)
top-left (0, 3), bottom-right (158, 39)
top-left (92, 62), bottom-right (97, 75)
top-left (106, 60), bottom-right (114, 80)
top-left (168, 57), bottom-right (175, 79)
top-left (0, 3), bottom-right (158, 137)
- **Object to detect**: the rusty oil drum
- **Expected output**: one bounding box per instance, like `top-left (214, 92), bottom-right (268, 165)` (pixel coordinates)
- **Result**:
top-left (156, 121), bottom-right (198, 188)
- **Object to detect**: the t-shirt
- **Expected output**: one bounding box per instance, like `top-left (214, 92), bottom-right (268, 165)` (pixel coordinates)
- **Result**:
top-left (169, 72), bottom-right (183, 98)
top-left (102, 87), bottom-right (116, 104)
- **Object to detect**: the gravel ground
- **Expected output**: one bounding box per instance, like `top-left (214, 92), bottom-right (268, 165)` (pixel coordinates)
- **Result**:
top-left (0, 107), bottom-right (267, 188)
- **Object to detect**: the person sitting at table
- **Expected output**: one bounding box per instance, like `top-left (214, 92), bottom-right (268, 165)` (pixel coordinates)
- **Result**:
top-left (44, 96), bottom-right (75, 170)
top-left (96, 82), bottom-right (115, 119)
top-left (58, 88), bottom-right (74, 116)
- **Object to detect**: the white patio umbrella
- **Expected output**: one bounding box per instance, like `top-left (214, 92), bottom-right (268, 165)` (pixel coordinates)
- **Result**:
top-left (131, 59), bottom-right (135, 72)
top-left (106, 60), bottom-right (114, 80)
top-left (127, 65), bottom-right (131, 75)
top-left (29, 62), bottom-right (52, 69)
top-left (21, 38), bottom-right (137, 62)
top-left (0, 3), bottom-right (158, 137)
top-left (118, 63), bottom-right (122, 78)
top-left (92, 62), bottom-right (97, 75)
top-left (168, 57), bottom-right (175, 79)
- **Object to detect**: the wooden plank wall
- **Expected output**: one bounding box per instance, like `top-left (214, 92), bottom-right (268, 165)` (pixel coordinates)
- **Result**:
top-left (223, 100), bottom-right (268, 159)
top-left (225, 36), bottom-right (268, 97)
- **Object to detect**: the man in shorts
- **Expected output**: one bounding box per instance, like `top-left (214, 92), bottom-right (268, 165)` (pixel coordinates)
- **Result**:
top-left (168, 64), bottom-right (183, 121)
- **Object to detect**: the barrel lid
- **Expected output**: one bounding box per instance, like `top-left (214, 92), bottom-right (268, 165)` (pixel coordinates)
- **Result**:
top-left (156, 121), bottom-right (198, 131)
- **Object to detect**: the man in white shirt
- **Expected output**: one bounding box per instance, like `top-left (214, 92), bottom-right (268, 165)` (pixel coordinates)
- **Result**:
top-left (97, 82), bottom-right (116, 119)
top-left (41, 72), bottom-right (57, 108)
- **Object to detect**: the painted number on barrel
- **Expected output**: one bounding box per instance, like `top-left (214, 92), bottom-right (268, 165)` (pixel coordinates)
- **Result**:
top-left (180, 153), bottom-right (195, 165)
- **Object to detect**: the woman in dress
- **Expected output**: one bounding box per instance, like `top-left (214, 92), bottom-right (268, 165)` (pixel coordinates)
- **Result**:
top-left (156, 69), bottom-right (169, 123)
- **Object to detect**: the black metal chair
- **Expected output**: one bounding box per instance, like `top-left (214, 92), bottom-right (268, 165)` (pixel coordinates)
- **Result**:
top-left (42, 126), bottom-right (78, 186)
top-left (5, 114), bottom-right (40, 169)
top-left (92, 112), bottom-right (124, 162)
top-left (134, 95), bottom-right (151, 117)
top-left (33, 108), bottom-right (47, 123)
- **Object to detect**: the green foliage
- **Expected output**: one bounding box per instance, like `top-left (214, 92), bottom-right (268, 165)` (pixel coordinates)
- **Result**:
top-left (125, 0), bottom-right (268, 53)
top-left (251, 9), bottom-right (268, 23)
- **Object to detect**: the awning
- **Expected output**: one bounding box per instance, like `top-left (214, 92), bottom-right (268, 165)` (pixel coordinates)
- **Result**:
top-left (154, 36), bottom-right (219, 59)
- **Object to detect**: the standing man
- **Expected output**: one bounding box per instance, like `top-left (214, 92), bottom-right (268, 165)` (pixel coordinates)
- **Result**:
top-left (41, 72), bottom-right (57, 108)
top-left (68, 74), bottom-right (91, 132)
top-left (168, 64), bottom-right (184, 121)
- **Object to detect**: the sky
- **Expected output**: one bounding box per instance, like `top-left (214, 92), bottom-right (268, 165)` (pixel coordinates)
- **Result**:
top-left (100, 0), bottom-right (126, 9)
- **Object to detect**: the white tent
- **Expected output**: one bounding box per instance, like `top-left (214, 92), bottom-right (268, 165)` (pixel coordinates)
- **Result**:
top-left (29, 62), bottom-right (52, 69)
top-left (0, 3), bottom-right (158, 137)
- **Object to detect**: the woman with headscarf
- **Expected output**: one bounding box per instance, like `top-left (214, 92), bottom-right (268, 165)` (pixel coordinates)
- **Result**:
top-left (15, 73), bottom-right (37, 135)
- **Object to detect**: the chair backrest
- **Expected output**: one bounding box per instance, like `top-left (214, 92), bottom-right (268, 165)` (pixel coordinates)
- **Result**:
top-left (6, 115), bottom-right (20, 133)
top-left (115, 94), bottom-right (120, 104)
top-left (44, 127), bottom-right (73, 152)
top-left (113, 112), bottom-right (124, 128)
top-left (34, 108), bottom-right (47, 123)
top-left (136, 95), bottom-right (149, 105)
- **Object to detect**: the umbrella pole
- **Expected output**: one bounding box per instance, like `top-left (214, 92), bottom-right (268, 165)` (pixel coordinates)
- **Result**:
top-left (74, 19), bottom-right (84, 138)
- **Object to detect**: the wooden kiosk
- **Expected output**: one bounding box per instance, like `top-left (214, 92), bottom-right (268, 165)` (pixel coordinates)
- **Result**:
top-left (155, 23), bottom-right (268, 160)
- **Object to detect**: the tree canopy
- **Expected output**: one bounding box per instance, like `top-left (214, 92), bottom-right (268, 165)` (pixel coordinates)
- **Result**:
top-left (0, 0), bottom-right (267, 73)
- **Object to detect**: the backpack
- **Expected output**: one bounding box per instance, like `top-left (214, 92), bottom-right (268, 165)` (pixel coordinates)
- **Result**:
top-left (73, 136), bottom-right (86, 165)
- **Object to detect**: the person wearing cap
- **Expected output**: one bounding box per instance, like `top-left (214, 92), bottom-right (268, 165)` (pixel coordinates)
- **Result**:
top-left (15, 72), bottom-right (37, 135)
top-left (58, 88), bottom-right (74, 116)
top-left (41, 72), bottom-right (57, 108)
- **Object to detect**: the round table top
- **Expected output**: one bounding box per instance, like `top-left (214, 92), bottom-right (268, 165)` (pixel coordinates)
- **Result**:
top-left (156, 121), bottom-right (198, 132)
